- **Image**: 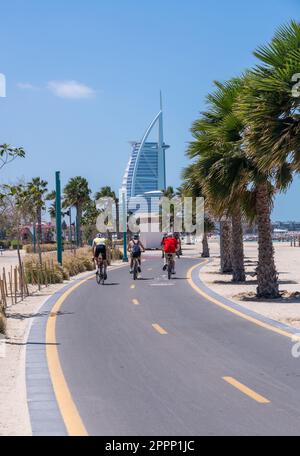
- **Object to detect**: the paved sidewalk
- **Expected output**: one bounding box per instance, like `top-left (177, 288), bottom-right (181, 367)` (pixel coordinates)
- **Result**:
top-left (0, 250), bottom-right (24, 271)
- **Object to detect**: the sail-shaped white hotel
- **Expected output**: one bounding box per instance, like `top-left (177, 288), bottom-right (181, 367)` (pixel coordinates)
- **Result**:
top-left (121, 95), bottom-right (169, 212)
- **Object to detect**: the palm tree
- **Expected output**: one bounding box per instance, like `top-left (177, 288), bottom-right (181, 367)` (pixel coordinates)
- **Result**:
top-left (63, 177), bottom-right (91, 247)
top-left (188, 74), bottom-right (293, 293)
top-left (95, 186), bottom-right (120, 238)
top-left (202, 216), bottom-right (215, 258)
top-left (219, 219), bottom-right (233, 273)
top-left (46, 190), bottom-right (56, 221)
top-left (26, 178), bottom-right (48, 264)
top-left (81, 199), bottom-right (100, 242)
top-left (162, 186), bottom-right (175, 199)
top-left (237, 21), bottom-right (300, 173)
top-left (187, 78), bottom-right (246, 280)
top-left (1, 183), bottom-right (33, 270)
top-left (160, 186), bottom-right (179, 233)
top-left (0, 144), bottom-right (25, 171)
top-left (235, 22), bottom-right (300, 296)
top-left (181, 163), bottom-right (215, 259)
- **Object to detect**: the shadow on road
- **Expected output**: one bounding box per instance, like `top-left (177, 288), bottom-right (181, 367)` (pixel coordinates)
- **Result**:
top-left (137, 277), bottom-right (154, 281)
top-left (172, 277), bottom-right (188, 280)
top-left (213, 279), bottom-right (298, 286)
top-left (5, 340), bottom-right (60, 346)
top-left (6, 310), bottom-right (73, 321)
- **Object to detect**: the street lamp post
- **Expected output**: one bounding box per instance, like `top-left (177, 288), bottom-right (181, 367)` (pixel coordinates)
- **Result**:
top-left (55, 171), bottom-right (63, 265)
top-left (122, 191), bottom-right (128, 262)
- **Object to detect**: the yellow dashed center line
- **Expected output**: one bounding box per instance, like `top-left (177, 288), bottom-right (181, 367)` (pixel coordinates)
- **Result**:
top-left (223, 376), bottom-right (270, 404)
top-left (132, 299), bottom-right (140, 305)
top-left (152, 323), bottom-right (168, 335)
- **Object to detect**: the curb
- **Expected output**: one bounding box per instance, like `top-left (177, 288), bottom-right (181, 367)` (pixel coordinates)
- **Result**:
top-left (192, 260), bottom-right (300, 338)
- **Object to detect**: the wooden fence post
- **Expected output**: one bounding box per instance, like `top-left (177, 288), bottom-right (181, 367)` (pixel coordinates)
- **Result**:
top-left (14, 267), bottom-right (18, 304)
top-left (0, 279), bottom-right (7, 309)
top-left (8, 271), bottom-right (13, 306)
top-left (2, 268), bottom-right (8, 297)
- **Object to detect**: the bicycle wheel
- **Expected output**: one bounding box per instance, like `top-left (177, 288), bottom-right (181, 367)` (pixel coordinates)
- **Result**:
top-left (102, 264), bottom-right (107, 284)
top-left (96, 264), bottom-right (103, 285)
top-left (133, 260), bottom-right (138, 280)
top-left (167, 260), bottom-right (172, 280)
top-left (96, 269), bottom-right (101, 285)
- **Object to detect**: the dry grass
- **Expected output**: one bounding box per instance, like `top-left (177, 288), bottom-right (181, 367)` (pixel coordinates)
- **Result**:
top-left (24, 243), bottom-right (73, 254)
top-left (0, 309), bottom-right (6, 334)
top-left (24, 247), bottom-right (94, 284)
top-left (24, 246), bottom-right (123, 285)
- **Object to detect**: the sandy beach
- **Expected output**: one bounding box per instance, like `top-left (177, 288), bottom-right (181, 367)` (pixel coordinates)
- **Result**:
top-left (200, 240), bottom-right (300, 329)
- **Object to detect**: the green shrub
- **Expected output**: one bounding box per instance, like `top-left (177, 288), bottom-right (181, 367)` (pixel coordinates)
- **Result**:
top-left (11, 240), bottom-right (23, 250)
top-left (0, 240), bottom-right (10, 249)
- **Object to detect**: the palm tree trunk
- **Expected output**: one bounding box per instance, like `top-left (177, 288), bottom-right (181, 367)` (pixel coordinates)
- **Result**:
top-left (220, 219), bottom-right (232, 273)
top-left (256, 182), bottom-right (279, 298)
top-left (37, 210), bottom-right (42, 265)
top-left (76, 205), bottom-right (82, 247)
top-left (201, 232), bottom-right (210, 258)
top-left (33, 222), bottom-right (37, 254)
top-left (231, 208), bottom-right (246, 282)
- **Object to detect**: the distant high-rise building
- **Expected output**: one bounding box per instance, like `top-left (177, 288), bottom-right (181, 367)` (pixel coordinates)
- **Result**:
top-left (121, 94), bottom-right (169, 208)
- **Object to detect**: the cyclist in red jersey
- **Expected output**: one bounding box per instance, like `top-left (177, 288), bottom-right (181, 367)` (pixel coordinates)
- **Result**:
top-left (162, 232), bottom-right (179, 274)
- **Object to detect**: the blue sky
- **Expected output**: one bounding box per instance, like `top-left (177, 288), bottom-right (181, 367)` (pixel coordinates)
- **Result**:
top-left (0, 0), bottom-right (299, 220)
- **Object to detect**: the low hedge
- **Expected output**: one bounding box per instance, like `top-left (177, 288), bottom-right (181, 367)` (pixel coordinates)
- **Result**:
top-left (11, 240), bottom-right (23, 250)
top-left (0, 240), bottom-right (23, 250)
top-left (24, 243), bottom-right (74, 254)
top-left (0, 240), bottom-right (10, 249)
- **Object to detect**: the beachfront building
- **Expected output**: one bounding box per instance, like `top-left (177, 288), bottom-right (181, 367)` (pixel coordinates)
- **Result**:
top-left (120, 95), bottom-right (169, 213)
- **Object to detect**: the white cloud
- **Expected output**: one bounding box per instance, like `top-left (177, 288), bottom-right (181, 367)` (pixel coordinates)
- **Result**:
top-left (17, 82), bottom-right (39, 90)
top-left (47, 80), bottom-right (95, 99)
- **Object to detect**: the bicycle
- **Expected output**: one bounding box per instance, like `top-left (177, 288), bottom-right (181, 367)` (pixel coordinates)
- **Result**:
top-left (95, 256), bottom-right (107, 285)
top-left (165, 253), bottom-right (175, 280)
